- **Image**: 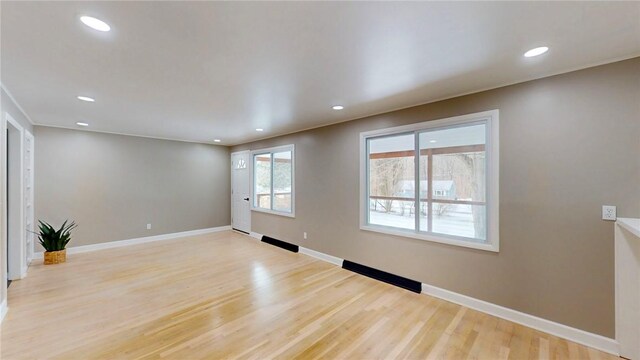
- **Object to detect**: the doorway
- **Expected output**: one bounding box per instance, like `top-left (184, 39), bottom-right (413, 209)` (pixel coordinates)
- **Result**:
top-left (231, 151), bottom-right (251, 234)
top-left (4, 113), bottom-right (26, 282)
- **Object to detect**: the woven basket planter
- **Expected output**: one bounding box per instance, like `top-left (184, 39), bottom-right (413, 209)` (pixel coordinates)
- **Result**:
top-left (43, 249), bottom-right (66, 265)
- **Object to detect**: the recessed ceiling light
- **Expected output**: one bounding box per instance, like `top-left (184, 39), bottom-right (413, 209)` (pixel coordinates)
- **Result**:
top-left (80, 16), bottom-right (111, 32)
top-left (524, 46), bottom-right (549, 58)
top-left (213, 139), bottom-right (221, 143)
top-left (332, 105), bottom-right (344, 110)
top-left (429, 140), bottom-right (437, 143)
top-left (256, 128), bottom-right (264, 132)
top-left (77, 96), bottom-right (95, 102)
top-left (76, 122), bottom-right (89, 127)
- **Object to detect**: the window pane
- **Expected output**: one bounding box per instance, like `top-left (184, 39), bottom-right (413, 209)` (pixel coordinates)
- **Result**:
top-left (273, 151), bottom-right (292, 213)
top-left (368, 134), bottom-right (415, 230)
top-left (432, 203), bottom-right (486, 241)
top-left (418, 123), bottom-right (487, 240)
top-left (254, 153), bottom-right (271, 209)
top-left (432, 152), bottom-right (485, 202)
top-left (419, 123), bottom-right (485, 150)
top-left (418, 154), bottom-right (428, 232)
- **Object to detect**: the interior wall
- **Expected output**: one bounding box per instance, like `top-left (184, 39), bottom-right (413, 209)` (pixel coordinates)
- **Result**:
top-left (34, 127), bottom-right (230, 249)
top-left (231, 57), bottom-right (640, 338)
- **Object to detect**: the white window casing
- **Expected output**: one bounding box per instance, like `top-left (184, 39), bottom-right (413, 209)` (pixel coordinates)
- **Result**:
top-left (251, 144), bottom-right (295, 218)
top-left (359, 110), bottom-right (499, 252)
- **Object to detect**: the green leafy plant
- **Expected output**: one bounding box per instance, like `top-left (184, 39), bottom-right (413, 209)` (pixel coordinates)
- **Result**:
top-left (36, 220), bottom-right (77, 252)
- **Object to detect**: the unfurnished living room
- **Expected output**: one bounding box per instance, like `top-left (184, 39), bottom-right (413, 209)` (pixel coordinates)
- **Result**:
top-left (1, 1), bottom-right (639, 359)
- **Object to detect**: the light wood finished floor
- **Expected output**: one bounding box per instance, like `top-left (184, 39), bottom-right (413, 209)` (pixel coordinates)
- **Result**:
top-left (1, 231), bottom-right (615, 359)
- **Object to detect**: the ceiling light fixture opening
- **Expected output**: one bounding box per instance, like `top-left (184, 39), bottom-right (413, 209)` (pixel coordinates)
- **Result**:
top-left (213, 139), bottom-right (221, 143)
top-left (332, 105), bottom-right (344, 110)
top-left (256, 128), bottom-right (264, 132)
top-left (76, 122), bottom-right (89, 127)
top-left (524, 46), bottom-right (549, 58)
top-left (80, 16), bottom-right (111, 32)
top-left (77, 96), bottom-right (95, 102)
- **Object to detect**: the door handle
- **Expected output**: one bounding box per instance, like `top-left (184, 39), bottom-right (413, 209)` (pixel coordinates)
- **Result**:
top-left (243, 197), bottom-right (250, 201)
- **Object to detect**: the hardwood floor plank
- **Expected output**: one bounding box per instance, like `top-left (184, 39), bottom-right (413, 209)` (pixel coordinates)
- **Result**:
top-left (0, 231), bottom-right (616, 359)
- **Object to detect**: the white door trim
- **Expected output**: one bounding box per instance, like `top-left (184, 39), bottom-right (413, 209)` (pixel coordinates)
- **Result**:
top-left (3, 113), bottom-right (27, 281)
top-left (24, 130), bottom-right (35, 263)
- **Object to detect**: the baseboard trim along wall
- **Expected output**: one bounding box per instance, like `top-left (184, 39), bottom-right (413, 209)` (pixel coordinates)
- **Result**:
top-left (0, 299), bottom-right (7, 324)
top-left (18, 265), bottom-right (28, 280)
top-left (248, 231), bottom-right (342, 266)
top-left (33, 225), bottom-right (232, 259)
top-left (420, 283), bottom-right (619, 355)
top-left (248, 231), bottom-right (618, 355)
top-left (298, 246), bottom-right (344, 266)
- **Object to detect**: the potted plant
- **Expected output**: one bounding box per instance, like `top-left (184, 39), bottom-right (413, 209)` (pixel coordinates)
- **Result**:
top-left (36, 220), bottom-right (77, 265)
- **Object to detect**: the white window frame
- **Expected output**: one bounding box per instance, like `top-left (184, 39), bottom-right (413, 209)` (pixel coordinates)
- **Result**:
top-left (251, 144), bottom-right (295, 218)
top-left (359, 110), bottom-right (499, 252)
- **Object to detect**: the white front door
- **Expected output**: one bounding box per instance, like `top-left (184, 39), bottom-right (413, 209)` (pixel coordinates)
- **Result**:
top-left (231, 151), bottom-right (251, 234)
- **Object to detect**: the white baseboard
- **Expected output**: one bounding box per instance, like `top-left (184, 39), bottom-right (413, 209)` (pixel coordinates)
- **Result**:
top-left (0, 298), bottom-right (7, 323)
top-left (238, 231), bottom-right (618, 356)
top-left (33, 225), bottom-right (231, 259)
top-left (299, 246), bottom-right (344, 266)
top-left (421, 283), bottom-right (618, 355)
top-left (245, 232), bottom-right (344, 267)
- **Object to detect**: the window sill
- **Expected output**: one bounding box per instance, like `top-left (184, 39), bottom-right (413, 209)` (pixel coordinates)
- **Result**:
top-left (360, 224), bottom-right (499, 252)
top-left (251, 207), bottom-right (295, 218)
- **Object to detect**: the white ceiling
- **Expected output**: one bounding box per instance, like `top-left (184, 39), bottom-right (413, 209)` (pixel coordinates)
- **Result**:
top-left (2, 2), bottom-right (639, 145)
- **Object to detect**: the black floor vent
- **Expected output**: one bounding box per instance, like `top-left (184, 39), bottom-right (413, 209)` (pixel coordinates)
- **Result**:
top-left (261, 236), bottom-right (299, 253)
top-left (342, 260), bottom-right (422, 293)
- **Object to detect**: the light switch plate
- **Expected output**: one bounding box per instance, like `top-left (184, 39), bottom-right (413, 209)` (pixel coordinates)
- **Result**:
top-left (602, 205), bottom-right (617, 221)
top-left (147, 223), bottom-right (152, 230)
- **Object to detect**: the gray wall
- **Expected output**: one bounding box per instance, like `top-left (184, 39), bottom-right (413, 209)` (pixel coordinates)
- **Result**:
top-left (35, 127), bottom-right (230, 248)
top-left (232, 57), bottom-right (640, 338)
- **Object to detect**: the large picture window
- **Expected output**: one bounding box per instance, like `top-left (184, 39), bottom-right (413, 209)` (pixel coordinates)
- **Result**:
top-left (360, 110), bottom-right (499, 251)
top-left (252, 144), bottom-right (295, 217)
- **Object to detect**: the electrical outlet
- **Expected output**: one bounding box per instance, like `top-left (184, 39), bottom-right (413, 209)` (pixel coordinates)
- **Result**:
top-left (303, 232), bottom-right (307, 240)
top-left (602, 206), bottom-right (616, 221)
top-left (147, 223), bottom-right (152, 230)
